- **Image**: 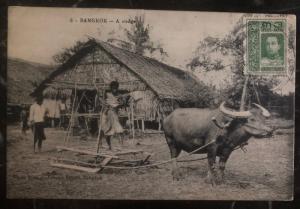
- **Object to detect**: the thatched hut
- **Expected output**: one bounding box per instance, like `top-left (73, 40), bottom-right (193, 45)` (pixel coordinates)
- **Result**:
top-left (8, 58), bottom-right (53, 105)
top-left (32, 38), bottom-right (208, 130)
top-left (7, 58), bottom-right (53, 122)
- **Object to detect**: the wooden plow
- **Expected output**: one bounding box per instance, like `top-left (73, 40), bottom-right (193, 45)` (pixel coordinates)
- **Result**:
top-left (51, 146), bottom-right (152, 173)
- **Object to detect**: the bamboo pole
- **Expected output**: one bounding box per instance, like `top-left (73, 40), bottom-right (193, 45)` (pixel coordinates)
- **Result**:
top-left (240, 75), bottom-right (249, 111)
top-left (84, 117), bottom-right (91, 136)
top-left (54, 89), bottom-right (59, 128)
top-left (142, 119), bottom-right (145, 133)
top-left (252, 82), bottom-right (262, 105)
top-left (131, 101), bottom-right (135, 142)
top-left (96, 89), bottom-right (106, 153)
top-left (96, 106), bottom-right (103, 154)
top-left (92, 50), bottom-right (104, 154)
top-left (64, 82), bottom-right (77, 144)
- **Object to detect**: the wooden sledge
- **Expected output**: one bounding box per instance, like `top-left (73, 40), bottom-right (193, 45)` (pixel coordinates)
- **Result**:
top-left (51, 145), bottom-right (152, 173)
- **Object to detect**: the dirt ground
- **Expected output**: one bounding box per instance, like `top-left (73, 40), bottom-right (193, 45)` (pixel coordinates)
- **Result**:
top-left (6, 125), bottom-right (294, 200)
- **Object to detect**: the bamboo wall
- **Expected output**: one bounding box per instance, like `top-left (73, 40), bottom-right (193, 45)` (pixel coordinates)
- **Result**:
top-left (42, 47), bottom-right (177, 121)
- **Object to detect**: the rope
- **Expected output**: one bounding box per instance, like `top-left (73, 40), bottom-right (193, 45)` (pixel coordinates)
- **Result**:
top-left (100, 136), bottom-right (218, 170)
top-left (177, 156), bottom-right (208, 162)
top-left (102, 139), bottom-right (249, 170)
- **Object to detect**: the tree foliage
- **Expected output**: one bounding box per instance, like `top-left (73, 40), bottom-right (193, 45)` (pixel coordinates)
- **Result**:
top-left (187, 16), bottom-right (295, 110)
top-left (53, 16), bottom-right (168, 64)
top-left (53, 40), bottom-right (87, 64)
top-left (107, 15), bottom-right (168, 60)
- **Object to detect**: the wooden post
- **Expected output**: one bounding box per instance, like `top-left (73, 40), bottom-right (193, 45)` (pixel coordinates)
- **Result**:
top-left (84, 117), bottom-right (90, 136)
top-left (142, 119), bottom-right (145, 133)
top-left (64, 82), bottom-right (77, 144)
top-left (96, 106), bottom-right (103, 153)
top-left (158, 120), bottom-right (161, 131)
top-left (136, 119), bottom-right (140, 130)
top-left (252, 82), bottom-right (262, 105)
top-left (51, 119), bottom-right (55, 128)
top-left (127, 107), bottom-right (131, 129)
top-left (240, 75), bottom-right (249, 111)
top-left (130, 102), bottom-right (135, 142)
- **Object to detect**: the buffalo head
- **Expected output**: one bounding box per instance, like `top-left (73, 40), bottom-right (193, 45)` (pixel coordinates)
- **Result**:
top-left (219, 102), bottom-right (273, 138)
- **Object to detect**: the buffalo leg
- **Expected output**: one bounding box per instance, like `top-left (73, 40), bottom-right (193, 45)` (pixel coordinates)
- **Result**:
top-left (218, 147), bottom-right (233, 183)
top-left (170, 145), bottom-right (182, 180)
top-left (206, 144), bottom-right (218, 186)
top-left (165, 135), bottom-right (182, 180)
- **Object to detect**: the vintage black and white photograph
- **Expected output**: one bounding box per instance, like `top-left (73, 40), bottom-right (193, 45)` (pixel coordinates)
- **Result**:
top-left (6, 7), bottom-right (295, 200)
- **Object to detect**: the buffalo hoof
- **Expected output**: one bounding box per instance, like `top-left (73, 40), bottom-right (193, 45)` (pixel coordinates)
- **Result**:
top-left (216, 170), bottom-right (225, 185)
top-left (205, 176), bottom-right (217, 186)
top-left (206, 171), bottom-right (218, 186)
top-left (215, 177), bottom-right (224, 185)
top-left (172, 169), bottom-right (183, 181)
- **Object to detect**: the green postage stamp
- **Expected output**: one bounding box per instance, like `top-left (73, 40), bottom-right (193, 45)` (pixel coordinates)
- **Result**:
top-left (244, 15), bottom-right (294, 75)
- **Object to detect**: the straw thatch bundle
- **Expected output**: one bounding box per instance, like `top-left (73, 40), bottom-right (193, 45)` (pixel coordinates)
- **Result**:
top-left (42, 87), bottom-right (72, 99)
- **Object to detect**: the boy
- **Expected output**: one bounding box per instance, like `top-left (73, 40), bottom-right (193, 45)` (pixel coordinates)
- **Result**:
top-left (29, 96), bottom-right (47, 153)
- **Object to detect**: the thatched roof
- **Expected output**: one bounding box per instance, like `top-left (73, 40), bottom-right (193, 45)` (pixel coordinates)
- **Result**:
top-left (7, 58), bottom-right (54, 104)
top-left (32, 39), bottom-right (206, 102)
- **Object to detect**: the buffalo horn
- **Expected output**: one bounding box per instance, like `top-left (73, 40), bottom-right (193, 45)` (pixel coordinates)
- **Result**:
top-left (253, 103), bottom-right (271, 117)
top-left (219, 102), bottom-right (252, 118)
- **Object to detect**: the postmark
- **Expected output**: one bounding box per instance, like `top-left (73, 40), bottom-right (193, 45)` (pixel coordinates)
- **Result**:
top-left (245, 18), bottom-right (287, 75)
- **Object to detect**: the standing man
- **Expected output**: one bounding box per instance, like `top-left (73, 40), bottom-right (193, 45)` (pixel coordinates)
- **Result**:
top-left (100, 81), bottom-right (130, 150)
top-left (29, 96), bottom-right (47, 153)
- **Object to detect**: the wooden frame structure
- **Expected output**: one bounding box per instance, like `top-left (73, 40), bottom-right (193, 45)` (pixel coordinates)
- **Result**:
top-left (50, 74), bottom-right (152, 173)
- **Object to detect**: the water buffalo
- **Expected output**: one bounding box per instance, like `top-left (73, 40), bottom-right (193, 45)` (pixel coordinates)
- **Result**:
top-left (163, 102), bottom-right (273, 185)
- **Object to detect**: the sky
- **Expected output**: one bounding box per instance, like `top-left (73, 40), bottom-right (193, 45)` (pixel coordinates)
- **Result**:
top-left (8, 7), bottom-right (238, 68)
top-left (8, 7), bottom-right (294, 94)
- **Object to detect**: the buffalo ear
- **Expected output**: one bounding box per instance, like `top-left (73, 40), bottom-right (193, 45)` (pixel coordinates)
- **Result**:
top-left (249, 108), bottom-right (261, 117)
top-left (228, 118), bottom-right (247, 129)
top-left (252, 103), bottom-right (271, 117)
top-left (224, 116), bottom-right (234, 124)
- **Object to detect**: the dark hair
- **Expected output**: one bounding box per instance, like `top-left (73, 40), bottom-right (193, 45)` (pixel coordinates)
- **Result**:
top-left (35, 95), bottom-right (43, 104)
top-left (110, 81), bottom-right (119, 89)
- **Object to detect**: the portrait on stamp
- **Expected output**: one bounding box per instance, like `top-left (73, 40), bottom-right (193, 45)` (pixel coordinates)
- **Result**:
top-left (246, 19), bottom-right (288, 74)
top-left (260, 33), bottom-right (284, 67)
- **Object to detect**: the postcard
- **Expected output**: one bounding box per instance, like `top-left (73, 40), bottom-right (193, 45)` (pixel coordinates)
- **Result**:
top-left (7, 7), bottom-right (295, 200)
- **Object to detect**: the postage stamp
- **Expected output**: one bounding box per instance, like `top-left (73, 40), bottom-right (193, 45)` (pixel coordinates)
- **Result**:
top-left (245, 17), bottom-right (287, 75)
